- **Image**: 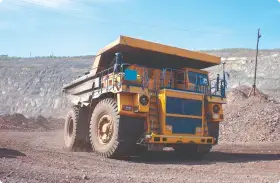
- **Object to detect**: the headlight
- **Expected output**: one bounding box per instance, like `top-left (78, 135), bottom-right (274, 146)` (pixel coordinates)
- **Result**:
top-left (212, 113), bottom-right (219, 119)
top-left (165, 125), bottom-right (172, 132)
top-left (213, 104), bottom-right (220, 113)
top-left (139, 95), bottom-right (149, 105)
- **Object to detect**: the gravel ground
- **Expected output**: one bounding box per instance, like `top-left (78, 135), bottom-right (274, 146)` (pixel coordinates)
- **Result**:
top-left (0, 130), bottom-right (280, 183)
top-left (1, 49), bottom-right (280, 183)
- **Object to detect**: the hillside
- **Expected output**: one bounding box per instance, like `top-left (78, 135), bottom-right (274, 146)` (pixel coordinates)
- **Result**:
top-left (0, 56), bottom-right (93, 118)
top-left (206, 49), bottom-right (280, 98)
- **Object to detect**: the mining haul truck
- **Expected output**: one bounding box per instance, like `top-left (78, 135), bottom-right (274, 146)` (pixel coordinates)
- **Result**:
top-left (62, 36), bottom-right (227, 159)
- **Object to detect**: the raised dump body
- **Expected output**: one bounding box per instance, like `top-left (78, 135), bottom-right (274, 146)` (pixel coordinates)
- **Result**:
top-left (62, 35), bottom-right (227, 159)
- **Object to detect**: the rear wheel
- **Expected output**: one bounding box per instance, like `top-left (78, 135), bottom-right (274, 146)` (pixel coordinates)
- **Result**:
top-left (89, 98), bottom-right (145, 158)
top-left (64, 106), bottom-right (90, 151)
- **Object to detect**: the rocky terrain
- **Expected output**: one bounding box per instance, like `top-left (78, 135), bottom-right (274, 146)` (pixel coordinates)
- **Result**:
top-left (0, 113), bottom-right (64, 132)
top-left (1, 49), bottom-right (280, 183)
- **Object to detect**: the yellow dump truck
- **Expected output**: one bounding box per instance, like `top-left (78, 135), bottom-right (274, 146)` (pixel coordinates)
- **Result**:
top-left (62, 36), bottom-right (227, 159)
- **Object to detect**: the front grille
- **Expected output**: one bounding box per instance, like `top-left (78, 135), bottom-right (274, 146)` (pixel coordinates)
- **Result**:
top-left (166, 116), bottom-right (202, 134)
top-left (165, 96), bottom-right (203, 134)
top-left (166, 97), bottom-right (202, 116)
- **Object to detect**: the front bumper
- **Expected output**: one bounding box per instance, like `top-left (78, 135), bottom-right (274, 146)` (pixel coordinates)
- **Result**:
top-left (146, 134), bottom-right (216, 145)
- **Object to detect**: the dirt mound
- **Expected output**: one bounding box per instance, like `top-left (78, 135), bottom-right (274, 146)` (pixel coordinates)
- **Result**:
top-left (226, 85), bottom-right (271, 103)
top-left (220, 85), bottom-right (280, 142)
top-left (0, 113), bottom-right (64, 132)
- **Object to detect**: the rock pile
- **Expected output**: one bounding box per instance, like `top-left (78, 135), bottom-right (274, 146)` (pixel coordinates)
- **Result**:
top-left (220, 85), bottom-right (280, 142)
top-left (0, 113), bottom-right (64, 132)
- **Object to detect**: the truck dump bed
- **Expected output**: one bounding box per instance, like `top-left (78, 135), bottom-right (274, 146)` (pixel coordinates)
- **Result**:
top-left (63, 35), bottom-right (221, 93)
top-left (92, 35), bottom-right (221, 74)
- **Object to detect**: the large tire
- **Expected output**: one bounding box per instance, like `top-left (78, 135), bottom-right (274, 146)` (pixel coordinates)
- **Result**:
top-left (89, 98), bottom-right (145, 158)
top-left (64, 106), bottom-right (90, 151)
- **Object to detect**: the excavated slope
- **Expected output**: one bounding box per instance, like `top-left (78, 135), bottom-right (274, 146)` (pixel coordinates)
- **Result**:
top-left (0, 56), bottom-right (93, 118)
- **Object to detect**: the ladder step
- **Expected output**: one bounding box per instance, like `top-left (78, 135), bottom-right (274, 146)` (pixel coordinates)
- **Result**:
top-left (150, 121), bottom-right (160, 124)
top-left (149, 113), bottom-right (158, 117)
top-left (149, 108), bottom-right (157, 112)
top-left (148, 91), bottom-right (160, 133)
top-left (150, 129), bottom-right (161, 133)
top-left (149, 112), bottom-right (158, 116)
top-left (149, 103), bottom-right (158, 107)
top-left (150, 124), bottom-right (160, 128)
top-left (149, 117), bottom-right (159, 121)
top-left (149, 118), bottom-right (158, 121)
top-left (149, 113), bottom-right (158, 116)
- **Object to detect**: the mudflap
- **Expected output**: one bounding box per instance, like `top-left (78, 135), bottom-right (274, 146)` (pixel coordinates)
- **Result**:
top-left (207, 122), bottom-right (220, 145)
top-left (78, 106), bottom-right (91, 148)
top-left (117, 115), bottom-right (147, 156)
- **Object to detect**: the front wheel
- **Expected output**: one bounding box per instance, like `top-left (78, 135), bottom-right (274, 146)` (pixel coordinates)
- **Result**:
top-left (89, 98), bottom-right (121, 158)
top-left (89, 98), bottom-right (146, 159)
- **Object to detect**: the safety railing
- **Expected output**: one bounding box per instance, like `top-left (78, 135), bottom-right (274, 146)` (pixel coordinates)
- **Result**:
top-left (120, 63), bottom-right (150, 89)
top-left (209, 76), bottom-right (227, 98)
top-left (160, 68), bottom-right (186, 89)
top-left (91, 63), bottom-right (226, 98)
top-left (91, 63), bottom-right (151, 97)
top-left (160, 68), bottom-right (212, 95)
top-left (90, 64), bottom-right (126, 97)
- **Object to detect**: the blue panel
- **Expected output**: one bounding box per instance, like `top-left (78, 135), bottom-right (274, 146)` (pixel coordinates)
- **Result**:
top-left (166, 116), bottom-right (202, 134)
top-left (166, 97), bottom-right (202, 116)
top-left (124, 69), bottom-right (137, 81)
top-left (188, 71), bottom-right (208, 85)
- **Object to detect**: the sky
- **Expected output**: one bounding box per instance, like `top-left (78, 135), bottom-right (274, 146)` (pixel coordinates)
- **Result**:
top-left (0, 0), bottom-right (280, 57)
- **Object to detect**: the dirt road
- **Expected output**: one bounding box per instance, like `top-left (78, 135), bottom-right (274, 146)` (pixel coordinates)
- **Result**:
top-left (0, 130), bottom-right (280, 183)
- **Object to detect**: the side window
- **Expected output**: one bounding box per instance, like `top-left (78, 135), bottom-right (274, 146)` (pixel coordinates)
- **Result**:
top-left (188, 71), bottom-right (208, 85)
top-left (188, 71), bottom-right (197, 84)
top-left (176, 72), bottom-right (185, 84)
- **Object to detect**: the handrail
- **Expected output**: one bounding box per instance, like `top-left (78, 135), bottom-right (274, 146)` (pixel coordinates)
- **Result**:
top-left (90, 62), bottom-right (226, 98)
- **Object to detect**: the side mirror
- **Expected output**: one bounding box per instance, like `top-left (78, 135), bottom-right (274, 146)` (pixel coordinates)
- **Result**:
top-left (124, 69), bottom-right (137, 81)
